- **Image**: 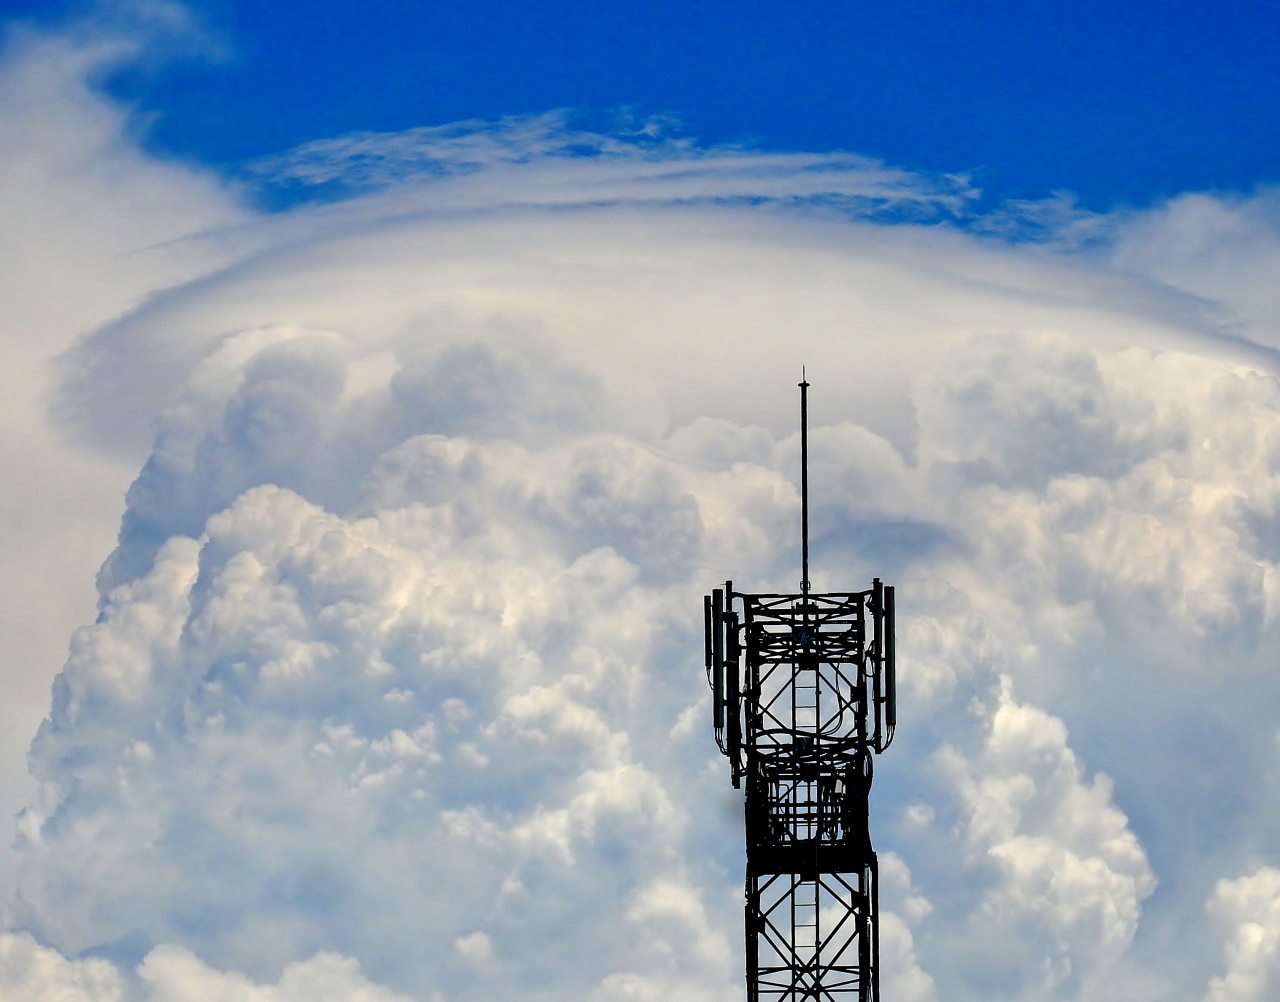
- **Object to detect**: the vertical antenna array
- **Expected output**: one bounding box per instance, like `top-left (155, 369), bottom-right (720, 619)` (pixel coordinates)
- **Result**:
top-left (704, 377), bottom-right (897, 1002)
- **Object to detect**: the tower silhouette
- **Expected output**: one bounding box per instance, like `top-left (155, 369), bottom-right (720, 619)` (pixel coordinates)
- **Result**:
top-left (704, 377), bottom-right (897, 1001)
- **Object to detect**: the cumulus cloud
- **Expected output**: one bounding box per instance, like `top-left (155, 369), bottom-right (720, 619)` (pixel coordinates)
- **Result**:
top-left (935, 682), bottom-right (1155, 996)
top-left (1204, 868), bottom-right (1280, 1002)
top-left (0, 931), bottom-right (125, 1002)
top-left (6, 8), bottom-right (1280, 1002)
top-left (0, 931), bottom-right (416, 1002)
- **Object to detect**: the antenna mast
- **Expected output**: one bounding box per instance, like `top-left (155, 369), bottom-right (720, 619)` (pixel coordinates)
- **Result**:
top-left (800, 369), bottom-right (810, 597)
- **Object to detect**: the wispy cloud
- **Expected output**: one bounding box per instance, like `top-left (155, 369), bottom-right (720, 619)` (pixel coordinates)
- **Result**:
top-left (246, 109), bottom-right (977, 215)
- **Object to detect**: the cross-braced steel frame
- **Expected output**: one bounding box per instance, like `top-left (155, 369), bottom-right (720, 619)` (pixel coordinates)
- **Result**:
top-left (707, 584), bottom-right (895, 1002)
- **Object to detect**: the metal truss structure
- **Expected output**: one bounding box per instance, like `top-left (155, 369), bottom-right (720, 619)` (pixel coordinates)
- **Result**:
top-left (705, 379), bottom-right (896, 1002)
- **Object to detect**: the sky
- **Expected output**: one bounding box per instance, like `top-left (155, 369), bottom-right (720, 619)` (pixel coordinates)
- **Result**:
top-left (6, 0), bottom-right (1280, 208)
top-left (2, 1), bottom-right (1280, 1001)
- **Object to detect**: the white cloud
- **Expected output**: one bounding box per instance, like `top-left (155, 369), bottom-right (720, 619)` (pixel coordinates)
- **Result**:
top-left (1110, 188), bottom-right (1280, 350)
top-left (0, 931), bottom-right (125, 1002)
top-left (0, 10), bottom-right (244, 904)
top-left (247, 108), bottom-right (976, 214)
top-left (136, 947), bottom-right (417, 1002)
top-left (1204, 868), bottom-right (1280, 1002)
top-left (0, 932), bottom-right (417, 1002)
top-left (452, 930), bottom-right (492, 964)
top-left (6, 9), bottom-right (1280, 1002)
top-left (935, 681), bottom-right (1155, 995)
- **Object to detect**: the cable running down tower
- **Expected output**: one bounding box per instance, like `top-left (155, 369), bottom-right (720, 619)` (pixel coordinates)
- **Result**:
top-left (704, 376), bottom-right (897, 1002)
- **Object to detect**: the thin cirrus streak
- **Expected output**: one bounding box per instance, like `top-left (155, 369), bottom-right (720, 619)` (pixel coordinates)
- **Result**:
top-left (246, 109), bottom-right (976, 209)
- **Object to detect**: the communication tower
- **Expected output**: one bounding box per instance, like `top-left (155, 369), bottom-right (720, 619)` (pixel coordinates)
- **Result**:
top-left (704, 377), bottom-right (897, 1002)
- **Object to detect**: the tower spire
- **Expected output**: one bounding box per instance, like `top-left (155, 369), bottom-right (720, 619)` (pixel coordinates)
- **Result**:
top-left (800, 368), bottom-right (810, 598)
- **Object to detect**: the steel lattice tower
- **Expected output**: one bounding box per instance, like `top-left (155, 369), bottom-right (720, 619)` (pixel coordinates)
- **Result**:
top-left (704, 377), bottom-right (897, 1002)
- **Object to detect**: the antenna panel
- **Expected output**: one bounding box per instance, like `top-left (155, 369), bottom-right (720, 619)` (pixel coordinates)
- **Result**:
top-left (884, 586), bottom-right (896, 732)
top-left (712, 588), bottom-right (725, 732)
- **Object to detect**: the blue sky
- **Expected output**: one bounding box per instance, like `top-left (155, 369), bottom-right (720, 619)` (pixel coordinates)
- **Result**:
top-left (6, 3), bottom-right (1280, 1001)
top-left (10, 0), bottom-right (1280, 208)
